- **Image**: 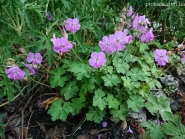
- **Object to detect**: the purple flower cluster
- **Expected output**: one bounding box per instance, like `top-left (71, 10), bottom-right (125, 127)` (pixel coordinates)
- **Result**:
top-left (50, 34), bottom-right (73, 55)
top-left (122, 6), bottom-right (154, 43)
top-left (132, 14), bottom-right (150, 33)
top-left (50, 18), bottom-right (80, 54)
top-left (127, 6), bottom-right (133, 17)
top-left (5, 52), bottom-right (42, 80)
top-left (89, 29), bottom-right (132, 68)
top-left (140, 28), bottom-right (154, 43)
top-left (24, 52), bottom-right (42, 75)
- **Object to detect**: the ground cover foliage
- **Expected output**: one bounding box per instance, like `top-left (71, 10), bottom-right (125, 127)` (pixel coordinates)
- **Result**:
top-left (0, 0), bottom-right (185, 138)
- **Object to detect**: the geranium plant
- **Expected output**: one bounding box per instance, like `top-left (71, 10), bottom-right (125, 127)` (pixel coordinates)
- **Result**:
top-left (45, 6), bottom-right (175, 123)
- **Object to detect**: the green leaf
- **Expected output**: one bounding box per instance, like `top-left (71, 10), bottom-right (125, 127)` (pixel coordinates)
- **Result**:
top-left (139, 84), bottom-right (150, 98)
top-left (49, 68), bottom-right (68, 88)
top-left (47, 99), bottom-right (73, 121)
top-left (86, 106), bottom-right (106, 123)
top-left (106, 66), bottom-right (113, 74)
top-left (141, 120), bottom-right (167, 139)
top-left (93, 89), bottom-right (107, 110)
top-left (60, 81), bottom-right (79, 100)
top-left (126, 68), bottom-right (145, 81)
top-left (139, 42), bottom-right (149, 52)
top-left (162, 115), bottom-right (185, 138)
top-left (149, 40), bottom-right (162, 48)
top-left (106, 94), bottom-right (120, 109)
top-left (68, 62), bottom-right (90, 80)
top-left (43, 47), bottom-right (55, 67)
top-left (110, 104), bottom-right (128, 121)
top-left (81, 77), bottom-right (96, 91)
top-left (145, 94), bottom-right (172, 121)
top-left (71, 98), bottom-right (84, 115)
top-left (127, 95), bottom-right (145, 112)
top-left (121, 76), bottom-right (140, 90)
top-left (61, 0), bottom-right (71, 10)
top-left (141, 64), bottom-right (151, 76)
top-left (113, 56), bottom-right (129, 74)
top-left (102, 74), bottom-right (121, 87)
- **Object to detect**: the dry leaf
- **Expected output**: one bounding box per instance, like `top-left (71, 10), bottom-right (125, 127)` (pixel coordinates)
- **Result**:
top-left (38, 96), bottom-right (60, 110)
top-left (121, 120), bottom-right (127, 130)
top-left (89, 129), bottom-right (99, 135)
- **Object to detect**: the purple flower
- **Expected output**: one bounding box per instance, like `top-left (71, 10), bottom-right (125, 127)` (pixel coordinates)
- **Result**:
top-left (51, 34), bottom-right (57, 43)
top-left (154, 49), bottom-right (168, 66)
top-left (109, 31), bottom-right (129, 52)
top-left (140, 28), bottom-right (154, 43)
top-left (97, 135), bottom-right (101, 139)
top-left (154, 120), bottom-right (163, 126)
top-left (180, 51), bottom-right (185, 62)
top-left (89, 52), bottom-right (106, 68)
top-left (25, 64), bottom-right (36, 75)
top-left (52, 37), bottom-right (73, 54)
top-left (27, 52), bottom-right (42, 64)
top-left (132, 14), bottom-right (150, 33)
top-left (127, 126), bottom-right (133, 134)
top-left (99, 36), bottom-right (113, 53)
top-left (128, 35), bottom-right (133, 42)
top-left (5, 66), bottom-right (25, 80)
top-left (127, 6), bottom-right (133, 17)
top-left (65, 18), bottom-right (81, 34)
top-left (181, 56), bottom-right (185, 62)
top-left (37, 99), bottom-right (42, 104)
top-left (102, 121), bottom-right (108, 127)
top-left (45, 11), bottom-right (53, 21)
top-left (123, 29), bottom-right (128, 35)
top-left (45, 11), bottom-right (50, 17)
top-left (47, 16), bottom-right (53, 21)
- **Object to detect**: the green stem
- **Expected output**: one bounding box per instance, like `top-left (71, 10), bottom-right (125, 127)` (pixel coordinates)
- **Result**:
top-left (28, 76), bottom-right (50, 88)
top-left (68, 116), bottom-right (87, 136)
top-left (40, 64), bottom-right (49, 72)
top-left (101, 52), bottom-right (117, 71)
top-left (71, 48), bottom-right (94, 72)
top-left (156, 110), bottom-right (159, 124)
top-left (0, 85), bottom-right (28, 108)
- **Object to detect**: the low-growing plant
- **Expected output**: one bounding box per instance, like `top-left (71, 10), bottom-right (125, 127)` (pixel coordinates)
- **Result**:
top-left (1, 0), bottom-right (185, 138)
top-left (142, 114), bottom-right (185, 139)
top-left (45, 6), bottom-right (183, 123)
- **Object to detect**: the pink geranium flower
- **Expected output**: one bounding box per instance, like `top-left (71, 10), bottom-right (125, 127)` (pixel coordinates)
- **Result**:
top-left (99, 36), bottom-right (113, 54)
top-left (89, 52), bottom-right (106, 68)
top-left (140, 28), bottom-right (154, 43)
top-left (109, 31), bottom-right (129, 52)
top-left (65, 18), bottom-right (81, 34)
top-left (132, 14), bottom-right (150, 33)
top-left (127, 6), bottom-right (133, 17)
top-left (154, 49), bottom-right (168, 66)
top-left (26, 52), bottom-right (42, 64)
top-left (5, 66), bottom-right (25, 80)
top-left (52, 37), bottom-right (73, 54)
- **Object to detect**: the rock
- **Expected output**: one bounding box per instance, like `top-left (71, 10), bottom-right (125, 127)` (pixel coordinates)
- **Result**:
top-left (127, 108), bottom-right (146, 122)
top-left (170, 99), bottom-right (180, 111)
top-left (160, 75), bottom-right (179, 91)
top-left (150, 89), bottom-right (166, 98)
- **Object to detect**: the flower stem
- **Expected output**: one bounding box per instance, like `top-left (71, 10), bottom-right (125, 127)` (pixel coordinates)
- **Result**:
top-left (28, 76), bottom-right (50, 88)
top-left (67, 116), bottom-right (87, 136)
